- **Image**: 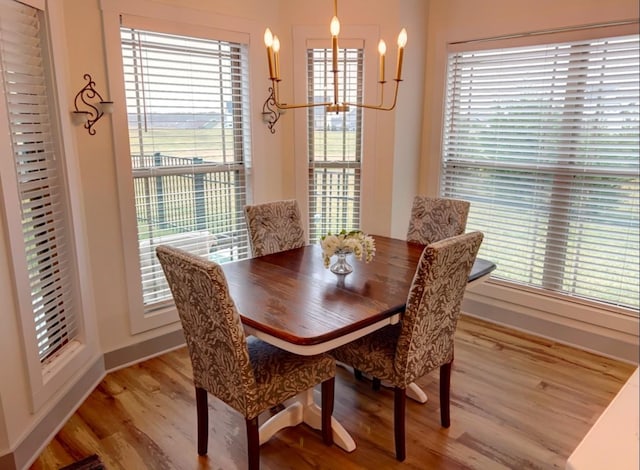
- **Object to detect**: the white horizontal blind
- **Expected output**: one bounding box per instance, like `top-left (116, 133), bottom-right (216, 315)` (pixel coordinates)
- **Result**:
top-left (120, 26), bottom-right (251, 311)
top-left (308, 47), bottom-right (363, 242)
top-left (442, 34), bottom-right (640, 311)
top-left (0, 0), bottom-right (78, 361)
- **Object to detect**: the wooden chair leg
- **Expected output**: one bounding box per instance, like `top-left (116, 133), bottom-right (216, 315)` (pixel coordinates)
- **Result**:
top-left (372, 377), bottom-right (381, 391)
top-left (393, 387), bottom-right (406, 461)
top-left (246, 416), bottom-right (260, 470)
top-left (321, 377), bottom-right (335, 445)
top-left (195, 387), bottom-right (208, 456)
top-left (440, 361), bottom-right (452, 428)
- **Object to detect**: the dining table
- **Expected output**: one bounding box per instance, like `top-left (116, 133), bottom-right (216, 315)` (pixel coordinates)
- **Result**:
top-left (221, 235), bottom-right (496, 452)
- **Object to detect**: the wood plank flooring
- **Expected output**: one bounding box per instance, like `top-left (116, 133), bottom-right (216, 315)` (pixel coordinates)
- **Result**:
top-left (30, 315), bottom-right (636, 470)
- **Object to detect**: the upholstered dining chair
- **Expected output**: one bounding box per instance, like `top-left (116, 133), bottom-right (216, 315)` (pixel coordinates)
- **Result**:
top-left (353, 196), bottom-right (472, 390)
top-left (331, 231), bottom-right (483, 461)
top-left (406, 195), bottom-right (470, 245)
top-left (244, 199), bottom-right (306, 257)
top-left (156, 245), bottom-right (335, 470)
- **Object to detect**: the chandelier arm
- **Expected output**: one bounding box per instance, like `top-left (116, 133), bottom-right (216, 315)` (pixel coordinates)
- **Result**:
top-left (345, 79), bottom-right (402, 111)
top-left (270, 79), bottom-right (332, 110)
top-left (275, 101), bottom-right (333, 110)
top-left (379, 81), bottom-right (386, 108)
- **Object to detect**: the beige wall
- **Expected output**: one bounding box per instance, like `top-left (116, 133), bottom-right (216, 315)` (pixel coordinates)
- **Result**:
top-left (0, 215), bottom-right (23, 453)
top-left (390, 0), bottom-right (429, 238)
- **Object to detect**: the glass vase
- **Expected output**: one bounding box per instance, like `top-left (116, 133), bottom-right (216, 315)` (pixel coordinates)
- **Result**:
top-left (330, 250), bottom-right (353, 275)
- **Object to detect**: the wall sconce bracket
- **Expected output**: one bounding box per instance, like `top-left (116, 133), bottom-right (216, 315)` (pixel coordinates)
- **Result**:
top-left (261, 86), bottom-right (282, 134)
top-left (71, 73), bottom-right (113, 135)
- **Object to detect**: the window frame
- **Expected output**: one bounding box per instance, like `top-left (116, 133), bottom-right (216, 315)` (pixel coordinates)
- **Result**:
top-left (120, 25), bottom-right (251, 314)
top-left (307, 45), bottom-right (364, 242)
top-left (0, 0), bottom-right (100, 411)
top-left (292, 25), bottom-right (380, 236)
top-left (100, 0), bottom-right (257, 333)
top-left (440, 23), bottom-right (640, 335)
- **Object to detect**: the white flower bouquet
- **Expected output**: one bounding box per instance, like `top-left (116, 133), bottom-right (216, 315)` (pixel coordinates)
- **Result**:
top-left (319, 229), bottom-right (376, 269)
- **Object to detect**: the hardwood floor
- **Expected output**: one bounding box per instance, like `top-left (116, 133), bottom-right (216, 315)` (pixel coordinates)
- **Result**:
top-left (30, 315), bottom-right (636, 470)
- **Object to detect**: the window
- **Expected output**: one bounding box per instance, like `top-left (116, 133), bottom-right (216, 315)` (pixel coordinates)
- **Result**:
top-left (307, 47), bottom-right (363, 241)
top-left (0, 0), bottom-right (79, 363)
top-left (0, 0), bottom-right (98, 410)
top-left (442, 33), bottom-right (639, 312)
top-left (120, 25), bottom-right (251, 313)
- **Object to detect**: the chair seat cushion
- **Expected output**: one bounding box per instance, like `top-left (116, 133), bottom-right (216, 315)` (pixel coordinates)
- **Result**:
top-left (247, 336), bottom-right (335, 415)
top-left (331, 324), bottom-right (401, 384)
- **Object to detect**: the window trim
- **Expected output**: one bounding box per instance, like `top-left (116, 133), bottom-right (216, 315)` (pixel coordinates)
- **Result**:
top-left (0, 0), bottom-right (100, 411)
top-left (100, 0), bottom-right (257, 333)
top-left (307, 45), bottom-right (364, 242)
top-left (439, 28), bottom-right (637, 314)
top-left (447, 21), bottom-right (638, 53)
top-left (441, 23), bottom-right (640, 343)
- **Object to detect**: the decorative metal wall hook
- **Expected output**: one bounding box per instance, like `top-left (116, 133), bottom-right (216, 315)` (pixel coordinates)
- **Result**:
top-left (71, 73), bottom-right (113, 135)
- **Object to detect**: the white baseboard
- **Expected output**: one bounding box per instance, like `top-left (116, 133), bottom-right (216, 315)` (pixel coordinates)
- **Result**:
top-left (463, 289), bottom-right (639, 364)
top-left (0, 357), bottom-right (105, 470)
top-left (103, 329), bottom-right (185, 372)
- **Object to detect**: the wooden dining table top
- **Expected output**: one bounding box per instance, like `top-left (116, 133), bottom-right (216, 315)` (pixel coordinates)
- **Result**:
top-left (222, 235), bottom-right (495, 349)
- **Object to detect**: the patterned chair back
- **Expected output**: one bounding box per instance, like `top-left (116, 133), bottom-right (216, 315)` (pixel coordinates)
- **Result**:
top-left (394, 231), bottom-right (483, 386)
top-left (156, 245), bottom-right (257, 416)
top-left (406, 196), bottom-right (470, 245)
top-left (244, 199), bottom-right (306, 257)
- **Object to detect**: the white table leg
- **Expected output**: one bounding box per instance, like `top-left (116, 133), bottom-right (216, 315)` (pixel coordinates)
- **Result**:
top-left (407, 382), bottom-right (428, 403)
top-left (341, 363), bottom-right (429, 405)
top-left (259, 389), bottom-right (356, 452)
top-left (378, 380), bottom-right (428, 403)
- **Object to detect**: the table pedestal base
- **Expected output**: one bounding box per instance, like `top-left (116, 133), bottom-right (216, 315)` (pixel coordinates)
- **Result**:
top-left (259, 389), bottom-right (356, 452)
top-left (339, 363), bottom-right (429, 404)
top-left (379, 381), bottom-right (428, 403)
top-left (407, 382), bottom-right (428, 403)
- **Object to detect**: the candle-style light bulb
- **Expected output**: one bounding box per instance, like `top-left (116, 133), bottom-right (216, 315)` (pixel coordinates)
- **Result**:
top-left (330, 16), bottom-right (340, 36)
top-left (330, 16), bottom-right (340, 74)
top-left (378, 39), bottom-right (387, 55)
top-left (264, 28), bottom-right (273, 47)
top-left (264, 28), bottom-right (275, 79)
top-left (378, 39), bottom-right (386, 83)
top-left (397, 28), bottom-right (407, 48)
top-left (395, 28), bottom-right (407, 81)
top-left (272, 35), bottom-right (281, 80)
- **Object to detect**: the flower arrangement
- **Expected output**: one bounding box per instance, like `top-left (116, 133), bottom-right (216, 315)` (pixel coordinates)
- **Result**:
top-left (320, 229), bottom-right (376, 269)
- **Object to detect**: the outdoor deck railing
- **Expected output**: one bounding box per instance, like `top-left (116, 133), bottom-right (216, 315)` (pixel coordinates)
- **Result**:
top-left (132, 152), bottom-right (249, 263)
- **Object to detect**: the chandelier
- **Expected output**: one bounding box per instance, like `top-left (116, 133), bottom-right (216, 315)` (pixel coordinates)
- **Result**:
top-left (262, 0), bottom-right (407, 133)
